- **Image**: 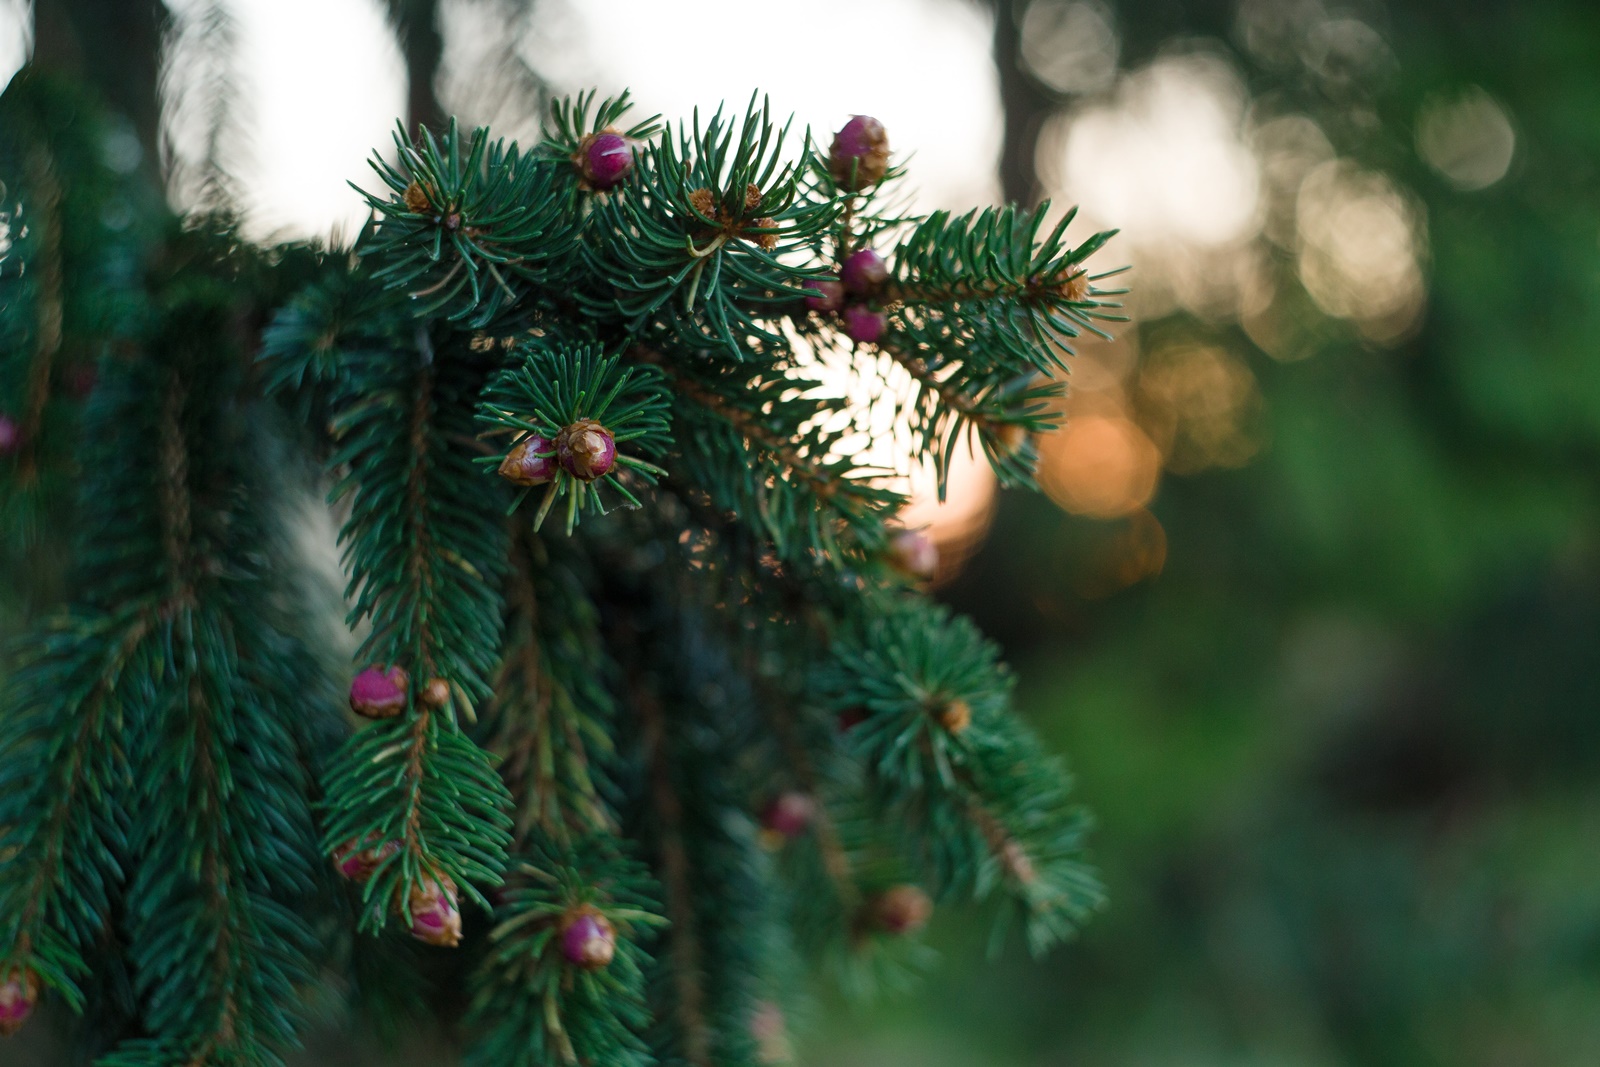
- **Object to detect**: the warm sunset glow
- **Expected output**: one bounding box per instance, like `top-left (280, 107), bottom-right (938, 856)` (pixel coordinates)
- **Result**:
top-left (1037, 413), bottom-right (1161, 519)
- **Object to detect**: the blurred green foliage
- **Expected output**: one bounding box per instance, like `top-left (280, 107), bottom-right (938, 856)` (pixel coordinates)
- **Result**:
top-left (818, 1), bottom-right (1600, 1065)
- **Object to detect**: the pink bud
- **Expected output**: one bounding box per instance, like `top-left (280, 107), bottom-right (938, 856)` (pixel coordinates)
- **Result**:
top-left (350, 665), bottom-right (409, 719)
top-left (842, 305), bottom-right (887, 344)
top-left (557, 419), bottom-right (617, 481)
top-left (840, 249), bottom-right (888, 295)
top-left (803, 279), bottom-right (845, 312)
top-left (829, 115), bottom-right (890, 190)
top-left (0, 415), bottom-right (21, 457)
top-left (0, 969), bottom-right (38, 1037)
top-left (498, 433), bottom-right (558, 486)
top-left (582, 131), bottom-right (634, 191)
top-left (409, 875), bottom-right (462, 947)
top-left (561, 910), bottom-right (616, 969)
top-left (889, 529), bottom-right (938, 580)
top-left (761, 792), bottom-right (815, 838)
top-left (332, 836), bottom-right (400, 882)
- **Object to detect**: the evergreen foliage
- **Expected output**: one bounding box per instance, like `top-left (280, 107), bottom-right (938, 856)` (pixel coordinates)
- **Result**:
top-left (0, 64), bottom-right (1121, 1064)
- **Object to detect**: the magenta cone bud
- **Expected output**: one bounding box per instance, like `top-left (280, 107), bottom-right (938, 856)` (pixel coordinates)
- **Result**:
top-left (409, 874), bottom-right (462, 947)
top-left (803, 279), bottom-right (845, 312)
top-left (829, 115), bottom-right (890, 190)
top-left (557, 419), bottom-right (616, 481)
top-left (350, 665), bottom-right (409, 719)
top-left (498, 433), bottom-right (557, 487)
top-left (561, 910), bottom-right (616, 969)
top-left (0, 969), bottom-right (38, 1037)
top-left (889, 529), bottom-right (938, 580)
top-left (0, 415), bottom-right (20, 457)
top-left (332, 836), bottom-right (400, 882)
top-left (761, 792), bottom-right (815, 838)
top-left (581, 131), bottom-right (634, 191)
top-left (842, 305), bottom-right (887, 344)
top-left (840, 249), bottom-right (888, 295)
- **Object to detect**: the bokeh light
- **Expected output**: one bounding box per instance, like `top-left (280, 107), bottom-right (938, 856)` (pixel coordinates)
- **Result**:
top-left (1018, 0), bottom-right (1119, 96)
top-left (1296, 159), bottom-right (1427, 338)
top-left (1416, 86), bottom-right (1516, 191)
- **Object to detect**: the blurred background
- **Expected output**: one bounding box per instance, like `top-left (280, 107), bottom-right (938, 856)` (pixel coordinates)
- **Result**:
top-left (6, 0), bottom-right (1600, 1064)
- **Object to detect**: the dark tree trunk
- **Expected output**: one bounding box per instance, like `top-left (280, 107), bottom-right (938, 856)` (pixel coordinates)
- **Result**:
top-left (29, 0), bottom-right (166, 164)
top-left (990, 0), bottom-right (1054, 208)
top-left (390, 0), bottom-right (444, 133)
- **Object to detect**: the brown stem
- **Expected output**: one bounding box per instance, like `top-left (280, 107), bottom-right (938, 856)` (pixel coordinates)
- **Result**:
top-left (17, 144), bottom-right (65, 484)
top-left (665, 370), bottom-right (839, 501)
top-left (968, 796), bottom-right (1039, 889)
top-left (876, 339), bottom-right (1008, 441)
top-left (6, 615), bottom-right (153, 965)
top-left (400, 362), bottom-right (439, 860)
top-left (158, 377), bottom-right (198, 607)
top-left (763, 692), bottom-right (859, 906)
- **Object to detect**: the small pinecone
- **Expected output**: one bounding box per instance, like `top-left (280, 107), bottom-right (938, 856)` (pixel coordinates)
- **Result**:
top-left (871, 885), bottom-right (933, 935)
top-left (840, 248), bottom-right (888, 295)
top-left (760, 792), bottom-right (816, 839)
top-left (889, 528), bottom-right (938, 580)
top-left (937, 697), bottom-right (972, 734)
top-left (332, 835), bottom-right (400, 882)
top-left (803, 280), bottom-right (845, 312)
top-left (402, 181), bottom-right (430, 214)
top-left (498, 433), bottom-right (557, 486)
top-left (408, 874), bottom-right (462, 947)
top-left (842, 305), bottom-right (887, 344)
top-left (350, 665), bottom-right (409, 719)
top-left (1061, 264), bottom-right (1090, 303)
top-left (0, 414), bottom-right (21, 457)
top-left (420, 677), bottom-right (451, 709)
top-left (688, 187), bottom-right (718, 220)
top-left (0, 968), bottom-right (38, 1037)
top-left (579, 130), bottom-right (634, 191)
top-left (556, 419), bottom-right (617, 481)
top-left (829, 115), bottom-right (890, 190)
top-left (560, 909), bottom-right (616, 969)
top-left (749, 217), bottom-right (779, 251)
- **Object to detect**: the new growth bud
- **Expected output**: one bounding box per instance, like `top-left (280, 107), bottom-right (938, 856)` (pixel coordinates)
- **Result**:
top-left (0, 969), bottom-right (38, 1037)
top-left (350, 665), bottom-right (409, 719)
top-left (579, 131), bottom-right (634, 191)
top-left (829, 115), bottom-right (890, 190)
top-left (421, 677), bottom-right (451, 709)
top-left (871, 884), bottom-right (933, 935)
top-left (498, 433), bottom-right (558, 487)
top-left (889, 528), bottom-right (939, 580)
top-left (842, 305), bottom-right (887, 344)
top-left (408, 874), bottom-right (462, 947)
top-left (0, 414), bottom-right (21, 458)
top-left (937, 698), bottom-right (972, 734)
top-left (840, 248), bottom-right (888, 295)
top-left (333, 835), bottom-right (400, 882)
top-left (803, 280), bottom-right (845, 312)
top-left (560, 909), bottom-right (617, 969)
top-left (760, 792), bottom-right (816, 839)
top-left (557, 419), bottom-right (617, 481)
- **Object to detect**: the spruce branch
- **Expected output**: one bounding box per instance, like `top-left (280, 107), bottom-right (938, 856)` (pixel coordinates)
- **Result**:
top-left (484, 522), bottom-right (619, 843)
top-left (821, 597), bottom-right (1104, 952)
top-left (315, 328), bottom-right (515, 926)
top-left (463, 835), bottom-right (666, 1067)
top-left (358, 119), bottom-right (581, 327)
top-left (0, 614), bottom-right (138, 1012)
